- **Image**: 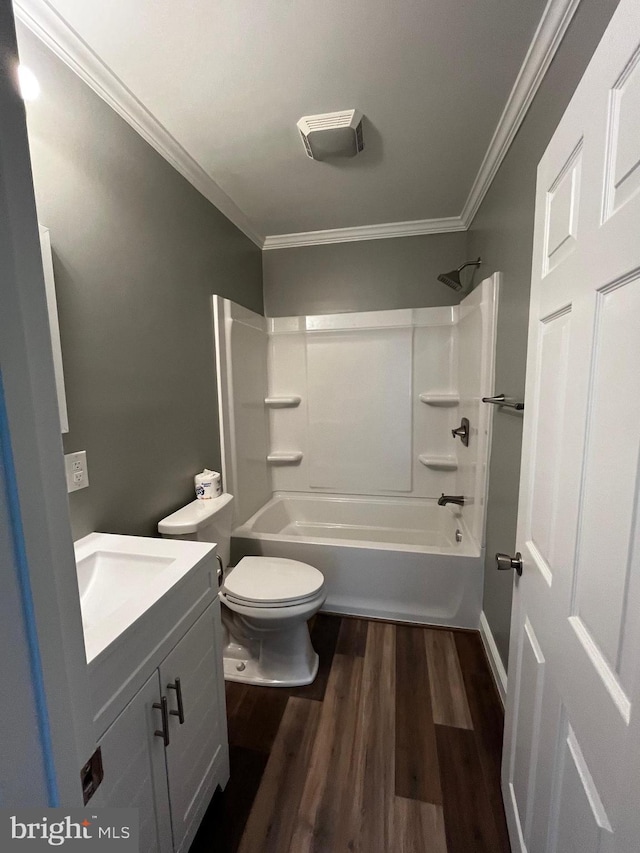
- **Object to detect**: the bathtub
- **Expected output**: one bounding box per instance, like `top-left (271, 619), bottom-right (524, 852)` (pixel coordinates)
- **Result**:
top-left (231, 493), bottom-right (483, 628)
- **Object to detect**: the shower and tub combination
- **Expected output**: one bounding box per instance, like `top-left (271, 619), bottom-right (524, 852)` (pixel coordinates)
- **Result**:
top-left (212, 272), bottom-right (498, 629)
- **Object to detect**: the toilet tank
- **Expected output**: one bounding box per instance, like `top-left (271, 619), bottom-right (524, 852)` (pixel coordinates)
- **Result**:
top-left (158, 493), bottom-right (234, 568)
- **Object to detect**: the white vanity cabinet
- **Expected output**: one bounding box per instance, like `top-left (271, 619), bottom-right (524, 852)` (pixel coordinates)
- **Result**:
top-left (94, 599), bottom-right (229, 853)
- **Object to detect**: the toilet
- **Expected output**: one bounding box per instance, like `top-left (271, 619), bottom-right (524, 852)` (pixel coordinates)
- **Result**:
top-left (158, 493), bottom-right (326, 687)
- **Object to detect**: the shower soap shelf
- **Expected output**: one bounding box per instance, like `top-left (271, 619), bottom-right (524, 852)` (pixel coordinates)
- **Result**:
top-left (419, 393), bottom-right (459, 407)
top-left (264, 396), bottom-right (301, 408)
top-left (418, 455), bottom-right (458, 471)
top-left (267, 452), bottom-right (303, 465)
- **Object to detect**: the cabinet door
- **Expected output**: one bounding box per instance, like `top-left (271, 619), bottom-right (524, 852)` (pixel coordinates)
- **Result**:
top-left (160, 599), bottom-right (229, 853)
top-left (97, 670), bottom-right (173, 853)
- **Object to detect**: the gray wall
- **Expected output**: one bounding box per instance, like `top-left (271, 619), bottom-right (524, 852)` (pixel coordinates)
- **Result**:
top-left (467, 0), bottom-right (620, 669)
top-left (263, 232), bottom-right (469, 315)
top-left (18, 26), bottom-right (263, 541)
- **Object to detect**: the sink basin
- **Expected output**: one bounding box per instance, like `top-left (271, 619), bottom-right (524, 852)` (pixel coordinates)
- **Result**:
top-left (74, 532), bottom-right (215, 664)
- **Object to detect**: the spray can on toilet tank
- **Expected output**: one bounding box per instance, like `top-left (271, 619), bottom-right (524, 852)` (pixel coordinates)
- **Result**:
top-left (194, 469), bottom-right (222, 500)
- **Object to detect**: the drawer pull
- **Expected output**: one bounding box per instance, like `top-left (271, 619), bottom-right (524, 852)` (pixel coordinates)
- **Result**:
top-left (153, 696), bottom-right (170, 746)
top-left (168, 678), bottom-right (185, 724)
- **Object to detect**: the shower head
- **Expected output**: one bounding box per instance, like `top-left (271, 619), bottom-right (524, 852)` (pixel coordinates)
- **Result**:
top-left (437, 257), bottom-right (482, 291)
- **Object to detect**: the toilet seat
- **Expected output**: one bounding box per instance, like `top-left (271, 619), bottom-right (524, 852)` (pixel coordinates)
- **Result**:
top-left (222, 556), bottom-right (325, 608)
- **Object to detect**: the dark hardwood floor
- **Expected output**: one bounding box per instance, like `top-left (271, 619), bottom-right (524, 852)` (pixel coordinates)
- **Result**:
top-left (190, 615), bottom-right (511, 853)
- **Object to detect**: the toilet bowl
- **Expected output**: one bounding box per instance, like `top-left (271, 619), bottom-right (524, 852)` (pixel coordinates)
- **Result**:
top-left (220, 555), bottom-right (326, 686)
top-left (158, 494), bottom-right (326, 687)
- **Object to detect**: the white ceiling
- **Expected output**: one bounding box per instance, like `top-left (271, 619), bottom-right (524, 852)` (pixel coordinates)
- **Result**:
top-left (18, 0), bottom-right (559, 244)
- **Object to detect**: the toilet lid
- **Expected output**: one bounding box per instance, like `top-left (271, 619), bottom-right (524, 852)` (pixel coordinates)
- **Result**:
top-left (222, 556), bottom-right (324, 606)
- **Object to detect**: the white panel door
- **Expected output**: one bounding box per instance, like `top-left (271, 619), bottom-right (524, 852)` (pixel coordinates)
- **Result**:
top-left (503, 1), bottom-right (640, 850)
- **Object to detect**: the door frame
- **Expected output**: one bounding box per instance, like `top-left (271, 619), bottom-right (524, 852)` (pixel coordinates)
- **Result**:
top-left (0, 2), bottom-right (96, 806)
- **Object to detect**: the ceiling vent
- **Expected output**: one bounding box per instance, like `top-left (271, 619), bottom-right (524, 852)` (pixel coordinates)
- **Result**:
top-left (297, 109), bottom-right (364, 161)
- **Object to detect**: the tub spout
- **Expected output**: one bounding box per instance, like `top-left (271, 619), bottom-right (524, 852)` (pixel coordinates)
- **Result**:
top-left (438, 494), bottom-right (465, 507)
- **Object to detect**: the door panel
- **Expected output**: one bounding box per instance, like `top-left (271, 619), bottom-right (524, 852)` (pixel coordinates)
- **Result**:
top-left (544, 141), bottom-right (582, 274)
top-left (504, 2), bottom-right (640, 850)
top-left (550, 724), bottom-right (612, 853)
top-left (160, 600), bottom-right (229, 853)
top-left (511, 620), bottom-right (546, 847)
top-left (97, 670), bottom-right (172, 853)
top-left (572, 276), bottom-right (640, 672)
top-left (528, 308), bottom-right (572, 579)
top-left (603, 49), bottom-right (640, 218)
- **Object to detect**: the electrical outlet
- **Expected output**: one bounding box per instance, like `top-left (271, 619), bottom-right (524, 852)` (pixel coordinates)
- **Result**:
top-left (65, 451), bottom-right (89, 493)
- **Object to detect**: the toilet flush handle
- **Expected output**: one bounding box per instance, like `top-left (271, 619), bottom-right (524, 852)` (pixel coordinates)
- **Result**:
top-left (216, 554), bottom-right (224, 587)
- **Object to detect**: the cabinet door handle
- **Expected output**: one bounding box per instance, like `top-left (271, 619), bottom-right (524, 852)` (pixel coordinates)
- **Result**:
top-left (168, 678), bottom-right (185, 724)
top-left (153, 697), bottom-right (170, 746)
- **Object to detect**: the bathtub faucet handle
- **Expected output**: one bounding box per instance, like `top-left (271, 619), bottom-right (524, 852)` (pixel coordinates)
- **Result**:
top-left (451, 417), bottom-right (470, 447)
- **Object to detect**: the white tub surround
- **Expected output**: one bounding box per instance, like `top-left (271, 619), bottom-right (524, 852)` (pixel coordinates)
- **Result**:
top-left (265, 304), bottom-right (461, 501)
top-left (213, 276), bottom-right (498, 628)
top-left (455, 278), bottom-right (499, 548)
top-left (212, 299), bottom-right (271, 528)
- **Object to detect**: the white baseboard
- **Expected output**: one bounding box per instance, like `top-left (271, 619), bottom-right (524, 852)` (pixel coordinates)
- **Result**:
top-left (479, 611), bottom-right (508, 705)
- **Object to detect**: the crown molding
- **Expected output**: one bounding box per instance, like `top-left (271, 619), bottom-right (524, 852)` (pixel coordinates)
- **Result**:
top-left (460, 0), bottom-right (582, 227)
top-left (16, 0), bottom-right (580, 250)
top-left (262, 216), bottom-right (466, 250)
top-left (14, 0), bottom-right (264, 248)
